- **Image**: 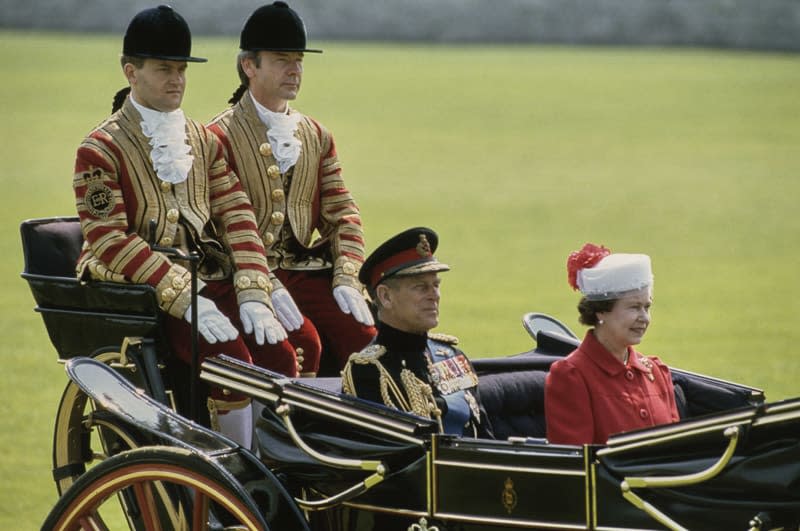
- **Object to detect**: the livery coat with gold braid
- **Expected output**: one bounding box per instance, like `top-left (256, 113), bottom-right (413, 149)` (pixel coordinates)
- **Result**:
top-left (74, 97), bottom-right (274, 319)
top-left (207, 94), bottom-right (365, 291)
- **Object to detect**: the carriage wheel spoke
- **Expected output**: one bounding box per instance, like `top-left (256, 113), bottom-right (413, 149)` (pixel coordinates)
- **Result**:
top-left (132, 481), bottom-right (163, 531)
top-left (192, 487), bottom-right (211, 530)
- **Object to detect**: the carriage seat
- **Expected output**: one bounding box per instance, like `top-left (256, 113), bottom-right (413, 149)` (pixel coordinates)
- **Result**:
top-left (20, 217), bottom-right (163, 359)
top-left (477, 370), bottom-right (547, 440)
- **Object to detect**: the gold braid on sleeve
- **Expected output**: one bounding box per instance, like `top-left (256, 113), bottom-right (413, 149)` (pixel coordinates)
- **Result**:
top-left (341, 345), bottom-right (443, 432)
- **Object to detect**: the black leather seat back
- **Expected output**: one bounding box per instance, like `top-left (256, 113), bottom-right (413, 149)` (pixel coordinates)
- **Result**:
top-left (478, 370), bottom-right (547, 440)
top-left (21, 216), bottom-right (83, 278)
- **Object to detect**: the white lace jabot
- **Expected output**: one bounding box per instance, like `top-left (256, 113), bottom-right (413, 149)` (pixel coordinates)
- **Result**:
top-left (251, 92), bottom-right (302, 174)
top-left (130, 96), bottom-right (194, 184)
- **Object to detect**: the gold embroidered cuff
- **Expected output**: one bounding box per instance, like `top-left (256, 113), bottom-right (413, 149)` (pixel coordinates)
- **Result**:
top-left (268, 271), bottom-right (285, 292)
top-left (332, 257), bottom-right (363, 290)
top-left (157, 265), bottom-right (205, 319)
top-left (234, 269), bottom-right (274, 310)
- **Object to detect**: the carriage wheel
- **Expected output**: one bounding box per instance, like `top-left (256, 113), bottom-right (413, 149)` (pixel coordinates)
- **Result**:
top-left (52, 350), bottom-right (150, 495)
top-left (42, 446), bottom-right (269, 531)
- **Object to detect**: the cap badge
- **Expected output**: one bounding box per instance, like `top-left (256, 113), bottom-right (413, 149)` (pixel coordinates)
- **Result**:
top-left (416, 234), bottom-right (432, 257)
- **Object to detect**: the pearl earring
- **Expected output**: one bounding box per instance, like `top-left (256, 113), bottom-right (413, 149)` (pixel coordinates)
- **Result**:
top-left (598, 319), bottom-right (604, 325)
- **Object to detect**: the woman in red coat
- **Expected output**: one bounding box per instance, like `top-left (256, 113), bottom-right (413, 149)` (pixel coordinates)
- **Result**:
top-left (545, 244), bottom-right (679, 445)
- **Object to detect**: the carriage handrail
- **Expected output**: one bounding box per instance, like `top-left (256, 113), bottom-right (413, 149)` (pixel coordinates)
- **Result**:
top-left (276, 402), bottom-right (389, 511)
top-left (618, 426), bottom-right (741, 531)
top-left (276, 403), bottom-right (386, 473)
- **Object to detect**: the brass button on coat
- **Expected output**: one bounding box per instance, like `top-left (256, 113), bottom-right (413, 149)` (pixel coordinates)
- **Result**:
top-left (159, 236), bottom-right (173, 246)
top-left (259, 143), bottom-right (272, 157)
top-left (271, 189), bottom-right (285, 201)
top-left (171, 276), bottom-right (186, 290)
top-left (257, 276), bottom-right (270, 289)
top-left (263, 232), bottom-right (275, 245)
top-left (161, 288), bottom-right (176, 302)
top-left (271, 212), bottom-right (285, 225)
top-left (267, 165), bottom-right (281, 179)
top-left (160, 181), bottom-right (172, 192)
top-left (166, 208), bottom-right (179, 223)
top-left (237, 276), bottom-right (252, 289)
top-left (342, 262), bottom-right (357, 275)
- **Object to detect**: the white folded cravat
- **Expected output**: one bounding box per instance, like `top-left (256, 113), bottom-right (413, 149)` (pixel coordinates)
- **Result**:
top-left (130, 96), bottom-right (194, 184)
top-left (251, 92), bottom-right (302, 174)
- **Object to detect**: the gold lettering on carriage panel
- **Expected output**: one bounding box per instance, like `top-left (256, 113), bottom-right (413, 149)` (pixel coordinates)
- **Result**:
top-left (502, 477), bottom-right (518, 514)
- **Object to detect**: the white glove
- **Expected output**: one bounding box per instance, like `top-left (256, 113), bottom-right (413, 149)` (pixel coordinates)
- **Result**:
top-left (240, 301), bottom-right (287, 345)
top-left (184, 295), bottom-right (239, 344)
top-left (271, 288), bottom-right (304, 331)
top-left (333, 285), bottom-right (375, 326)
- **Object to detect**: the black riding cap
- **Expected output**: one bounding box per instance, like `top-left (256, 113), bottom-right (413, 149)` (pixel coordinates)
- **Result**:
top-left (123, 5), bottom-right (207, 63)
top-left (240, 1), bottom-right (322, 53)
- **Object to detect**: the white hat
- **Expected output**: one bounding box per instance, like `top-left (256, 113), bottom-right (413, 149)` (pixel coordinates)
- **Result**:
top-left (567, 244), bottom-right (653, 300)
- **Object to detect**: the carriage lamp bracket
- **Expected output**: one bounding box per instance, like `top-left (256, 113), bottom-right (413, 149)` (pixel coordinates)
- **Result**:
top-left (275, 401), bottom-right (388, 511)
top-left (619, 426), bottom-right (741, 531)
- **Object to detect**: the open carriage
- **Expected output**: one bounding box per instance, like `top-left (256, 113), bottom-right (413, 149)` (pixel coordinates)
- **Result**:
top-left (22, 217), bottom-right (800, 530)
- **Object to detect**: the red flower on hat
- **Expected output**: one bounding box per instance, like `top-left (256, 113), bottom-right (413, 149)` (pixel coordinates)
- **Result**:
top-left (567, 243), bottom-right (611, 290)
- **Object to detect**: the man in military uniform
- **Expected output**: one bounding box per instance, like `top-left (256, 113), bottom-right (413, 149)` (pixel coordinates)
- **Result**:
top-left (341, 228), bottom-right (490, 437)
top-left (208, 2), bottom-right (376, 376)
top-left (73, 5), bottom-right (296, 446)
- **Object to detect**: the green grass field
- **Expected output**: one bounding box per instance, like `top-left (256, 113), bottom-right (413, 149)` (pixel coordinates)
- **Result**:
top-left (1, 30), bottom-right (798, 528)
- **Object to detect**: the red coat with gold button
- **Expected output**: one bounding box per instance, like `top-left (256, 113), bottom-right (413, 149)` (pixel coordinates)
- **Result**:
top-left (73, 97), bottom-right (273, 320)
top-left (545, 330), bottom-right (679, 445)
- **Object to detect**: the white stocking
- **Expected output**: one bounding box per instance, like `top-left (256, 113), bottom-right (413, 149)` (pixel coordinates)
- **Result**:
top-left (216, 404), bottom-right (253, 448)
top-left (251, 401), bottom-right (267, 455)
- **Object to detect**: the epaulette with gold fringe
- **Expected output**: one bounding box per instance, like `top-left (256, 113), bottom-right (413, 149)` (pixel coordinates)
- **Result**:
top-left (346, 344), bottom-right (387, 364)
top-left (428, 332), bottom-right (459, 345)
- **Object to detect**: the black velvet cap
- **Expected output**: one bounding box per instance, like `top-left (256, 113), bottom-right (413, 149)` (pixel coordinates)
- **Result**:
top-left (240, 1), bottom-right (322, 53)
top-left (360, 227), bottom-right (450, 291)
top-left (123, 5), bottom-right (207, 63)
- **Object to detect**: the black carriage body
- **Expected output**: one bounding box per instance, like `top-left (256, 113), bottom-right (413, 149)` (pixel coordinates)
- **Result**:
top-left (197, 351), bottom-right (799, 531)
top-left (20, 217), bottom-right (166, 359)
top-left (42, 336), bottom-right (800, 530)
top-left (27, 219), bottom-right (797, 531)
top-left (432, 437), bottom-right (588, 529)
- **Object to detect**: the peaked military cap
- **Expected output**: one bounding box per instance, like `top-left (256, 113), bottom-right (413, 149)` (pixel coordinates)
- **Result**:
top-left (360, 227), bottom-right (450, 291)
top-left (123, 5), bottom-right (207, 62)
top-left (240, 1), bottom-right (322, 53)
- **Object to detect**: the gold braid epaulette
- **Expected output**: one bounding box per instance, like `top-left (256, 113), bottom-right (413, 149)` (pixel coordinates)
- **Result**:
top-left (341, 344), bottom-right (443, 431)
top-left (428, 332), bottom-right (459, 345)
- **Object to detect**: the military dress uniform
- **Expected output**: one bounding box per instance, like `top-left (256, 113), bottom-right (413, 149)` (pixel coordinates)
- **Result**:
top-left (340, 227), bottom-right (490, 437)
top-left (73, 96), bottom-right (299, 410)
top-left (208, 93), bottom-right (376, 372)
top-left (343, 322), bottom-right (485, 436)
